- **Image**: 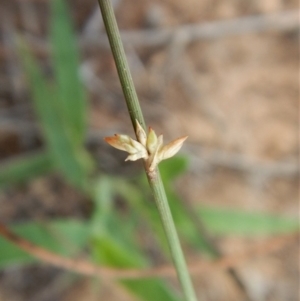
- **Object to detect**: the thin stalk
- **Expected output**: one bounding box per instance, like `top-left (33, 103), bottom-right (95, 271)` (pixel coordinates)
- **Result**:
top-left (147, 172), bottom-right (198, 301)
top-left (97, 0), bottom-right (145, 130)
top-left (97, 1), bottom-right (198, 300)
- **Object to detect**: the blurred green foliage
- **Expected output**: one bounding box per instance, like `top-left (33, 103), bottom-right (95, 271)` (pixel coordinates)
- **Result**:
top-left (0, 0), bottom-right (297, 300)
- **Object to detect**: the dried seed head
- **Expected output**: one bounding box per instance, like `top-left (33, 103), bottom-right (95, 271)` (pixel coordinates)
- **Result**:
top-left (104, 125), bottom-right (187, 170)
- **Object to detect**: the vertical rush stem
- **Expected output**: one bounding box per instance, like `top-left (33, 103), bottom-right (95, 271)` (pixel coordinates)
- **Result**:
top-left (147, 171), bottom-right (198, 301)
top-left (97, 0), bottom-right (145, 130)
top-left (97, 1), bottom-right (198, 300)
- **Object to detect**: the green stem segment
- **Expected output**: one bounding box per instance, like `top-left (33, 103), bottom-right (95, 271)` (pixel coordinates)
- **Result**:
top-left (147, 171), bottom-right (198, 301)
top-left (97, 0), bottom-right (145, 130)
top-left (97, 1), bottom-right (198, 300)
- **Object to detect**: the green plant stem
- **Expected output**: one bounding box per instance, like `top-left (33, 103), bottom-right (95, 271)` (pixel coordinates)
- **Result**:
top-left (97, 1), bottom-right (198, 300)
top-left (97, 0), bottom-right (145, 130)
top-left (148, 171), bottom-right (198, 301)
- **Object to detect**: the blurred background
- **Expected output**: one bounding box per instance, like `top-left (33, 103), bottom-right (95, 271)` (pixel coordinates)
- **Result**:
top-left (0, 0), bottom-right (299, 301)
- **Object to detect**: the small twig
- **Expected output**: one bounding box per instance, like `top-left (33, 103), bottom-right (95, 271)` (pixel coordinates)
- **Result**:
top-left (0, 222), bottom-right (297, 280)
top-left (2, 10), bottom-right (297, 59)
top-left (186, 145), bottom-right (299, 179)
top-left (100, 9), bottom-right (299, 48)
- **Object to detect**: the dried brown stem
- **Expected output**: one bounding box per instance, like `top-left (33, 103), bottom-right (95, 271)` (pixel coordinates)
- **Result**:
top-left (0, 222), bottom-right (297, 280)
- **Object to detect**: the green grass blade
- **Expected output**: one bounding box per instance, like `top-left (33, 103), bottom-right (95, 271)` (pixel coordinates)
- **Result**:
top-left (114, 179), bottom-right (170, 254)
top-left (0, 219), bottom-right (89, 269)
top-left (132, 156), bottom-right (218, 257)
top-left (199, 207), bottom-right (299, 236)
top-left (91, 235), bottom-right (182, 301)
top-left (0, 151), bottom-right (54, 189)
top-left (90, 177), bottom-right (182, 301)
top-left (19, 41), bottom-right (92, 189)
top-left (50, 0), bottom-right (86, 146)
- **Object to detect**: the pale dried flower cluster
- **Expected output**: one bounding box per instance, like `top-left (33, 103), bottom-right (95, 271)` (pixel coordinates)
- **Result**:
top-left (104, 120), bottom-right (188, 172)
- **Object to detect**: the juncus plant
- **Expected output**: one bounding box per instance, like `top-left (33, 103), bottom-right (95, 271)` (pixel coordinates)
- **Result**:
top-left (97, 0), bottom-right (198, 300)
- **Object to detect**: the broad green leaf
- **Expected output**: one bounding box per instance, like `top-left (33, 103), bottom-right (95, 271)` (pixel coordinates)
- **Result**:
top-left (0, 151), bottom-right (54, 189)
top-left (50, 0), bottom-right (86, 146)
top-left (90, 177), bottom-right (148, 264)
top-left (0, 219), bottom-right (89, 269)
top-left (198, 207), bottom-right (299, 236)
